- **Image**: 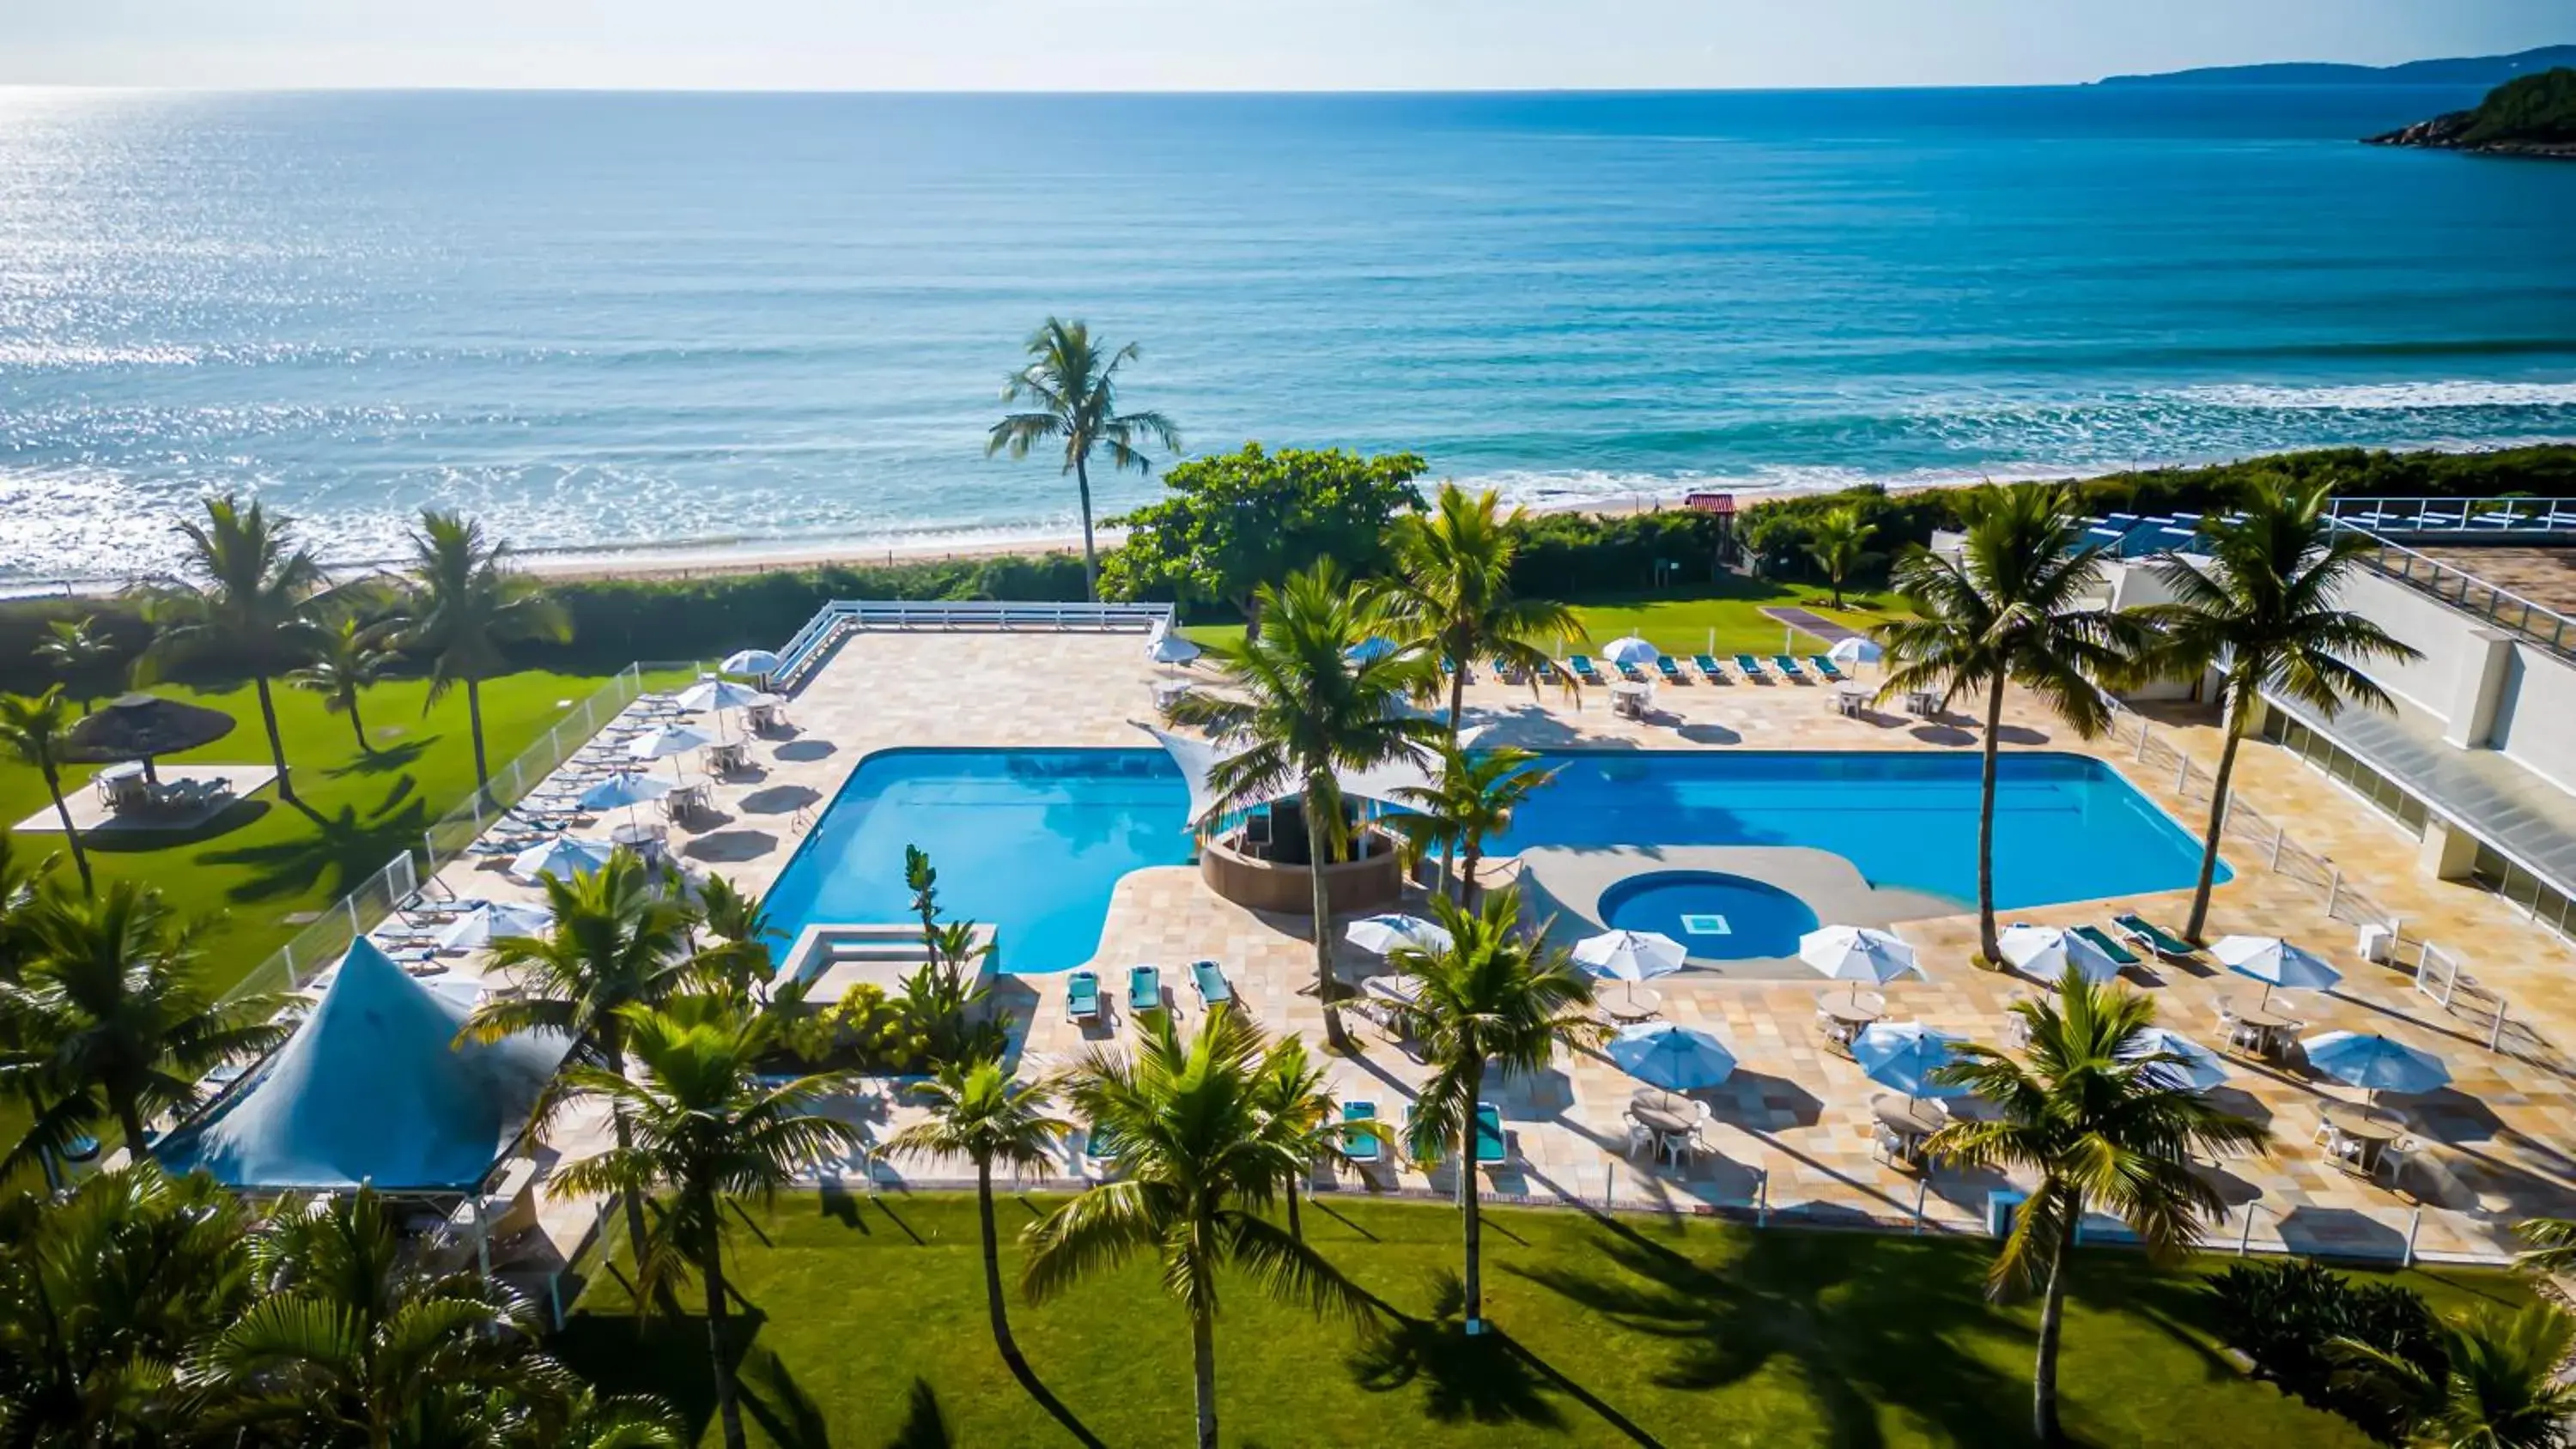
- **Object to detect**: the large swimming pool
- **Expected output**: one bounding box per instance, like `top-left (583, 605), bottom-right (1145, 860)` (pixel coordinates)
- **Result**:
top-left (764, 748), bottom-right (2221, 973)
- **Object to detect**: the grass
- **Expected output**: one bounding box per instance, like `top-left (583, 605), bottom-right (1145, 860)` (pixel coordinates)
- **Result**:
top-left (555, 1192), bottom-right (2520, 1447)
top-left (0, 668), bottom-right (684, 992)
top-left (1179, 579), bottom-right (1899, 660)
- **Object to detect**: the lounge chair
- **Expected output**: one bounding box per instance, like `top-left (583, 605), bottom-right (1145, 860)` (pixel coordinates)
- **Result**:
top-left (2073, 925), bottom-right (2140, 967)
top-left (1066, 969), bottom-right (1103, 1024)
top-left (1190, 959), bottom-right (1232, 1009)
top-left (1811, 655), bottom-right (1845, 682)
top-left (2112, 912), bottom-right (2199, 964)
top-left (1082, 1122), bottom-right (1124, 1179)
top-left (1773, 654), bottom-right (1808, 681)
top-left (1616, 659), bottom-right (1648, 682)
top-left (1568, 655), bottom-right (1604, 685)
top-left (1655, 655), bottom-right (1686, 684)
top-left (1534, 657), bottom-right (1562, 684)
top-left (1340, 1100), bottom-right (1383, 1172)
top-left (1490, 655), bottom-right (1521, 686)
top-left (1473, 1101), bottom-right (1510, 1168)
top-left (1693, 653), bottom-right (1726, 682)
top-left (1126, 964), bottom-right (1163, 1016)
top-left (1735, 653), bottom-right (1766, 680)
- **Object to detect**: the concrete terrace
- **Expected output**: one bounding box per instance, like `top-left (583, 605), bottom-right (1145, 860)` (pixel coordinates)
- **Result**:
top-left (409, 627), bottom-right (2576, 1268)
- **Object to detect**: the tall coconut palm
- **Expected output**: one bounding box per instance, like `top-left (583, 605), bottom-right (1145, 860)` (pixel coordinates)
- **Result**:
top-left (1804, 505), bottom-right (1877, 608)
top-left (138, 494), bottom-right (326, 803)
top-left (2513, 1216), bottom-right (2576, 1277)
top-left (33, 615), bottom-right (115, 715)
top-left (1388, 742), bottom-right (1558, 904)
top-left (1024, 1008), bottom-right (1373, 1449)
top-left (0, 881), bottom-right (290, 1168)
top-left (1925, 967), bottom-right (2270, 1446)
top-left (1170, 561), bottom-right (1442, 1049)
top-left (1381, 483), bottom-right (1583, 736)
top-left (401, 509), bottom-right (570, 792)
top-left (1388, 886), bottom-right (1602, 1338)
top-left (2141, 476), bottom-right (2420, 942)
top-left (1248, 1032), bottom-right (1344, 1244)
top-left (552, 998), bottom-right (864, 1449)
top-left (1874, 482), bottom-right (2149, 962)
top-left (884, 1060), bottom-right (1069, 1374)
top-left (0, 689), bottom-right (91, 894)
top-left (459, 849), bottom-right (696, 1283)
top-left (288, 614), bottom-right (402, 757)
top-left (986, 318), bottom-right (1182, 602)
top-left (2337, 1303), bottom-right (2576, 1449)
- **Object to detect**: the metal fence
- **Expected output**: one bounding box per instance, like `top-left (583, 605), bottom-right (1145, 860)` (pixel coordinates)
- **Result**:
top-left (2326, 518), bottom-right (2576, 660)
top-left (771, 597), bottom-right (1177, 691)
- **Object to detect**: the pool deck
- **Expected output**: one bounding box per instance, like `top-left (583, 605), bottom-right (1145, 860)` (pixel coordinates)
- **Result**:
top-left (417, 630), bottom-right (2576, 1269)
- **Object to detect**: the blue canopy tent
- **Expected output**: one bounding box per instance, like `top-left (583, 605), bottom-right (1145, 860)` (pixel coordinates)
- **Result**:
top-left (156, 939), bottom-right (570, 1193)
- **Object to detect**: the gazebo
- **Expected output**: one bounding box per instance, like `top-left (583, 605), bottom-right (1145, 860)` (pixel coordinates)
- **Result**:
top-left (63, 693), bottom-right (237, 784)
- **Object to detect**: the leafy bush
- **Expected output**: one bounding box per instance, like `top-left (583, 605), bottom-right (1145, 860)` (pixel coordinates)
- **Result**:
top-left (2203, 1258), bottom-right (2445, 1445)
top-left (2460, 68), bottom-right (2576, 146)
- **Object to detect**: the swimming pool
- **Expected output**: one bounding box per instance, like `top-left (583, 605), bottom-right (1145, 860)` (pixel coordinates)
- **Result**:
top-left (763, 748), bottom-right (2220, 973)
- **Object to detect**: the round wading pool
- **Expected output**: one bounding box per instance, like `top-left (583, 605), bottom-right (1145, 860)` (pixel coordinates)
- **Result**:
top-left (1599, 870), bottom-right (1820, 961)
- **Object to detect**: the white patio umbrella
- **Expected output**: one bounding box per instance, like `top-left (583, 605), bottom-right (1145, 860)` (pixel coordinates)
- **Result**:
top-left (1601, 635), bottom-right (1660, 666)
top-left (1608, 1022), bottom-right (1738, 1091)
top-left (674, 675), bottom-right (768, 741)
top-left (434, 900), bottom-right (556, 950)
top-left (1826, 636), bottom-right (1883, 668)
top-left (508, 835), bottom-right (617, 885)
top-left (720, 648), bottom-right (783, 678)
top-left (1346, 913), bottom-right (1451, 956)
top-left (2120, 1026), bottom-right (2228, 1092)
top-left (579, 769), bottom-right (676, 829)
top-left (1798, 925), bottom-right (1920, 1005)
top-left (1998, 924), bottom-right (2119, 987)
top-left (2303, 1031), bottom-right (2450, 1104)
top-left (626, 723), bottom-right (717, 782)
top-left (1575, 929), bottom-right (1687, 1013)
top-left (1149, 631), bottom-right (1203, 675)
top-left (2212, 935), bottom-right (2342, 1006)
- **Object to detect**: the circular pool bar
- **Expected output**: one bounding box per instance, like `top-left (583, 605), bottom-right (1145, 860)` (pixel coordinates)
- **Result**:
top-left (1599, 870), bottom-right (1820, 961)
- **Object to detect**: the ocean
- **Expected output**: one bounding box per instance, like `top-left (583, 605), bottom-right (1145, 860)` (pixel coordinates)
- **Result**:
top-left (3, 85), bottom-right (2573, 582)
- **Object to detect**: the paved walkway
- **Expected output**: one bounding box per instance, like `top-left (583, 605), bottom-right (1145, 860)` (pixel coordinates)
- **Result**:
top-left (1759, 604), bottom-right (1866, 646)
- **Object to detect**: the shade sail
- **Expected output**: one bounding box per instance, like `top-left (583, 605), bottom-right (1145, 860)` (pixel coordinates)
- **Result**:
top-left (63, 693), bottom-right (237, 763)
top-left (1133, 721), bottom-right (1464, 825)
top-left (155, 938), bottom-right (569, 1192)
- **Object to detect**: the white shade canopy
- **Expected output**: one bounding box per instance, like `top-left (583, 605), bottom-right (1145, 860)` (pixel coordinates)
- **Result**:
top-left (1999, 925), bottom-right (2119, 986)
top-left (1608, 1022), bottom-right (1737, 1090)
top-left (1601, 635), bottom-right (1660, 665)
top-left (1574, 930), bottom-right (1688, 982)
top-left (1827, 637), bottom-right (1884, 664)
top-left (675, 676), bottom-right (769, 713)
top-left (434, 901), bottom-right (556, 950)
top-left (1133, 722), bottom-right (1459, 826)
top-left (626, 724), bottom-right (717, 762)
top-left (508, 835), bottom-right (617, 884)
top-left (720, 649), bottom-right (783, 676)
top-left (2213, 935), bottom-right (2342, 994)
top-left (1798, 925), bottom-right (1920, 985)
top-left (1346, 913), bottom-right (1452, 956)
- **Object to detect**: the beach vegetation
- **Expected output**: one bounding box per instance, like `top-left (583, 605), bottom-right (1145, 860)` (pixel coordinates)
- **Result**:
top-left (286, 613), bottom-right (404, 757)
top-left (1107, 441), bottom-right (1428, 629)
top-left (137, 495), bottom-right (329, 804)
top-left (1387, 740), bottom-right (1557, 904)
top-left (398, 508), bottom-right (573, 793)
top-left (1804, 503), bottom-right (1878, 607)
top-left (0, 688), bottom-right (92, 894)
top-left (33, 615), bottom-right (114, 715)
top-left (2204, 1258), bottom-right (2444, 1444)
top-left (1382, 482), bottom-right (1584, 734)
top-left (2456, 66), bottom-right (2576, 146)
top-left (987, 317), bottom-right (1182, 603)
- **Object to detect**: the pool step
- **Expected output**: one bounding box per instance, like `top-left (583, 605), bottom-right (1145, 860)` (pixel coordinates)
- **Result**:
top-left (785, 921), bottom-right (1000, 993)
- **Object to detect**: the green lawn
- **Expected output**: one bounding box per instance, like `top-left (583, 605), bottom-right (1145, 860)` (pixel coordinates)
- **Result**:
top-left (1180, 579), bottom-right (1899, 660)
top-left (556, 1193), bottom-right (2517, 1447)
top-left (0, 668), bottom-right (677, 992)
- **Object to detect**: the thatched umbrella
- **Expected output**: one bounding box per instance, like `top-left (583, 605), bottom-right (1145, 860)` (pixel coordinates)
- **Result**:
top-left (64, 693), bottom-right (237, 784)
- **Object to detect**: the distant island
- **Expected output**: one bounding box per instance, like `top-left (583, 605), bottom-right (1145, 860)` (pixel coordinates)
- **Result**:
top-left (2100, 44), bottom-right (2576, 88)
top-left (2366, 67), bottom-right (2576, 159)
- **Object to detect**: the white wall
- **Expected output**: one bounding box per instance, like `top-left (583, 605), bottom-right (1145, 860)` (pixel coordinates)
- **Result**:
top-left (2490, 641), bottom-right (2576, 796)
top-left (2330, 569), bottom-right (2487, 725)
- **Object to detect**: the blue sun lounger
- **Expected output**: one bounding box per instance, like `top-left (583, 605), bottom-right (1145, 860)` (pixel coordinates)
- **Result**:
top-left (1811, 655), bottom-right (1845, 682)
top-left (1066, 969), bottom-right (1102, 1023)
top-left (1693, 653), bottom-right (1727, 682)
top-left (2073, 925), bottom-right (2140, 967)
top-left (1341, 1100), bottom-right (1383, 1168)
top-left (1126, 964), bottom-right (1163, 1015)
top-left (1773, 654), bottom-right (1808, 681)
top-left (1473, 1102), bottom-right (1510, 1167)
top-left (1190, 959), bottom-right (1232, 1009)
top-left (1655, 654), bottom-right (1686, 683)
top-left (1568, 655), bottom-right (1604, 685)
top-left (1735, 653), bottom-right (1766, 680)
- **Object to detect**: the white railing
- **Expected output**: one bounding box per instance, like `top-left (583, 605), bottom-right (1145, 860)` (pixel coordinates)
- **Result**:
top-left (2327, 495), bottom-right (2576, 537)
top-left (2325, 517), bottom-right (2576, 658)
top-left (772, 598), bottom-right (1176, 690)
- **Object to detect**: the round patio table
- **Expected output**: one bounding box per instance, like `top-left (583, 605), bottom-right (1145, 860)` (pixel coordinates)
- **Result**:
top-left (1362, 975), bottom-right (1421, 1009)
top-left (1603, 986), bottom-right (1663, 1023)
top-left (2232, 1007), bottom-right (2296, 1058)
top-left (1629, 1088), bottom-right (1698, 1133)
top-left (1817, 991), bottom-right (1885, 1054)
top-left (2321, 1101), bottom-right (2403, 1176)
top-left (1872, 1094), bottom-right (1947, 1139)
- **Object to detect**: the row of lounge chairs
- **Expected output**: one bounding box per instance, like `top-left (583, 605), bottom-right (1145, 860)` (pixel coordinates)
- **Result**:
top-left (1080, 1099), bottom-right (1508, 1183)
top-left (1550, 652), bottom-right (1851, 687)
top-left (1065, 960), bottom-right (1233, 1024)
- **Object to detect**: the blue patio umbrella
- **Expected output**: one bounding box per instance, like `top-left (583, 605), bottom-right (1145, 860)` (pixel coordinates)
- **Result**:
top-left (1345, 636), bottom-right (1398, 664)
top-left (1601, 635), bottom-right (1660, 666)
top-left (1608, 1022), bottom-right (1738, 1090)
top-left (434, 900), bottom-right (555, 950)
top-left (2212, 935), bottom-right (2342, 1006)
top-left (579, 769), bottom-right (676, 829)
top-left (2302, 1031), bottom-right (2450, 1102)
top-left (2120, 1027), bottom-right (2228, 1093)
top-left (1852, 1022), bottom-right (1971, 1101)
top-left (508, 834), bottom-right (617, 885)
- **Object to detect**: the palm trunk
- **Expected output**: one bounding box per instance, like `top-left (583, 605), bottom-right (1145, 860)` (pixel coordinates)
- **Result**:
top-left (2032, 1212), bottom-right (2075, 1446)
top-left (703, 1212), bottom-right (748, 1449)
top-left (1074, 454), bottom-right (1100, 603)
top-left (345, 693), bottom-right (373, 755)
top-left (1189, 1304), bottom-right (1219, 1449)
top-left (41, 767), bottom-right (91, 895)
top-left (1285, 1168), bottom-right (1303, 1243)
top-left (254, 674), bottom-right (294, 803)
top-left (2184, 690), bottom-right (2247, 944)
top-left (604, 1037), bottom-right (653, 1286)
top-left (1976, 676), bottom-right (2006, 964)
top-left (112, 1091), bottom-right (150, 1162)
top-left (1306, 780), bottom-right (1349, 1052)
top-left (466, 676), bottom-right (490, 791)
top-left (1461, 1060), bottom-right (1486, 1335)
top-left (975, 1157), bottom-right (1025, 1370)
top-left (1460, 834), bottom-right (1485, 910)
top-left (1447, 666), bottom-right (1467, 740)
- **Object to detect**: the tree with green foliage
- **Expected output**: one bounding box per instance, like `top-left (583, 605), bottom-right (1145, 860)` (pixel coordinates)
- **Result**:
top-left (689, 872), bottom-right (781, 999)
top-left (1388, 742), bottom-right (1558, 904)
top-left (1388, 886), bottom-right (1601, 1339)
top-left (2454, 66), bottom-right (2576, 146)
top-left (1248, 1030), bottom-right (1346, 1244)
top-left (287, 613), bottom-right (403, 757)
top-left (1106, 443), bottom-right (1427, 628)
top-left (986, 318), bottom-right (1182, 602)
top-left (1381, 482), bottom-right (1582, 734)
top-left (2142, 475), bottom-right (2420, 942)
top-left (33, 615), bottom-right (115, 715)
top-left (1927, 967), bottom-right (2270, 1446)
top-left (0, 688), bottom-right (91, 895)
top-left (1023, 1008), bottom-right (1373, 1449)
top-left (1873, 482), bottom-right (2149, 962)
top-left (2337, 1302), bottom-right (2576, 1449)
top-left (1802, 504), bottom-right (1877, 607)
top-left (885, 1060), bottom-right (1069, 1375)
top-left (553, 998), bottom-right (864, 1449)
top-left (138, 494), bottom-right (327, 804)
top-left (400, 509), bottom-right (571, 792)
top-left (1170, 562), bottom-right (1443, 1049)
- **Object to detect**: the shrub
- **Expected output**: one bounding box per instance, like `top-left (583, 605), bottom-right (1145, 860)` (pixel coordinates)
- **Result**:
top-left (2203, 1258), bottom-right (2445, 1445)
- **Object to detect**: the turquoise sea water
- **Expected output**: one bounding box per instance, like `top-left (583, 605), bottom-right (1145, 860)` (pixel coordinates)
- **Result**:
top-left (764, 749), bottom-right (2217, 973)
top-left (3, 86), bottom-right (2573, 580)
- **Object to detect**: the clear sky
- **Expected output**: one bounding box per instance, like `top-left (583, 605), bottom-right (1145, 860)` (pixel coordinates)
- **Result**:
top-left (2, 0), bottom-right (2567, 91)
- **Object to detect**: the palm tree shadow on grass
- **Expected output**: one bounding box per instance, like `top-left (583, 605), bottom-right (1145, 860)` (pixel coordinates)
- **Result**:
top-left (199, 778), bottom-right (433, 904)
top-left (1347, 1270), bottom-right (1565, 1431)
top-left (323, 735), bottom-right (434, 778)
top-left (740, 1346), bottom-right (838, 1449)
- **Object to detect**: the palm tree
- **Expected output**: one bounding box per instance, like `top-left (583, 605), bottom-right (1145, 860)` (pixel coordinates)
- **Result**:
top-left (191, 1185), bottom-right (581, 1446)
top-left (0, 689), bottom-right (91, 894)
top-left (401, 509), bottom-right (571, 792)
top-left (0, 881), bottom-right (290, 1167)
top-left (33, 615), bottom-right (115, 715)
top-left (2141, 476), bottom-right (2421, 942)
top-left (1381, 483), bottom-right (1583, 736)
top-left (139, 494), bottom-right (326, 803)
top-left (2513, 1216), bottom-right (2576, 1277)
top-left (1388, 742), bottom-right (1558, 903)
top-left (2336, 1303), bottom-right (2576, 1449)
top-left (1925, 967), bottom-right (2270, 1446)
top-left (1874, 482), bottom-right (2149, 962)
top-left (1804, 505), bottom-right (1876, 608)
top-left (1249, 1032), bottom-right (1343, 1243)
top-left (1388, 886), bottom-right (1602, 1338)
top-left (1170, 561), bottom-right (1442, 1049)
top-left (689, 871), bottom-right (781, 999)
top-left (552, 998), bottom-right (864, 1449)
top-left (288, 614), bottom-right (402, 756)
top-left (460, 848), bottom-right (696, 1285)
top-left (1024, 1008), bottom-right (1373, 1449)
top-left (884, 1059), bottom-right (1069, 1373)
top-left (986, 317), bottom-right (1182, 602)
